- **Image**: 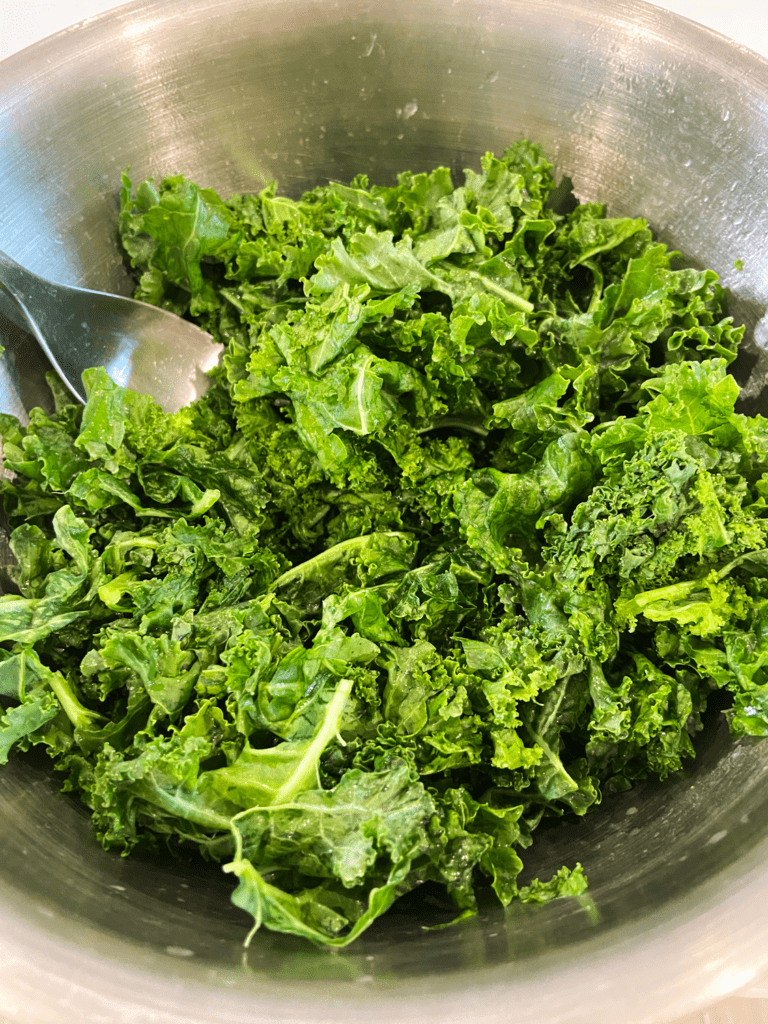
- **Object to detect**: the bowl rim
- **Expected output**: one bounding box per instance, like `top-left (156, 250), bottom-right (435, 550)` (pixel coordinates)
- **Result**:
top-left (2, 2), bottom-right (768, 1022)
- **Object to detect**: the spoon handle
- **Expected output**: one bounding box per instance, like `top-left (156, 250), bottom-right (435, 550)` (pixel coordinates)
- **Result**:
top-left (0, 283), bottom-right (32, 334)
top-left (0, 249), bottom-right (84, 403)
top-left (0, 249), bottom-right (38, 319)
top-left (0, 249), bottom-right (54, 344)
top-left (0, 248), bottom-right (50, 306)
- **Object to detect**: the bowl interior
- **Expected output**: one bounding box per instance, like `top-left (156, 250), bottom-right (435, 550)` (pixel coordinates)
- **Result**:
top-left (2, 2), bottom-right (768, 1022)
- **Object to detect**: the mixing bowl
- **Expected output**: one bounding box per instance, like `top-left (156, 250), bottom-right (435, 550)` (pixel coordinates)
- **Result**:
top-left (2, 1), bottom-right (768, 1021)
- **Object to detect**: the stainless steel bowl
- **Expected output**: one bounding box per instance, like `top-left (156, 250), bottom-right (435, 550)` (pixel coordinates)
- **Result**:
top-left (2, 2), bottom-right (768, 1021)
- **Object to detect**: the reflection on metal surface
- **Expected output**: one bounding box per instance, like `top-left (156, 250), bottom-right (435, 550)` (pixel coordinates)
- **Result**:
top-left (2, 1), bottom-right (768, 1022)
top-left (121, 17), bottom-right (163, 39)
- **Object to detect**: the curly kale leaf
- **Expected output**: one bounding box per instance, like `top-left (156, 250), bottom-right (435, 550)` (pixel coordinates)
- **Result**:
top-left (0, 141), bottom-right (762, 948)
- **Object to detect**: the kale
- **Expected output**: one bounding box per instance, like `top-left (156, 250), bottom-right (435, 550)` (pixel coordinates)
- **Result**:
top-left (0, 142), bottom-right (763, 947)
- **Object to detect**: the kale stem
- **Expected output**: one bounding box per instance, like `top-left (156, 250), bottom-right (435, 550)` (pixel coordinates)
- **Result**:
top-left (463, 270), bottom-right (534, 314)
top-left (141, 779), bottom-right (234, 832)
top-left (269, 531), bottom-right (410, 592)
top-left (47, 672), bottom-right (106, 732)
top-left (269, 676), bottom-right (355, 805)
top-left (416, 416), bottom-right (489, 437)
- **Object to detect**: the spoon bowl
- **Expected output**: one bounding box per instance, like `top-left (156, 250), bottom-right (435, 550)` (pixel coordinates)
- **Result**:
top-left (0, 248), bottom-right (223, 412)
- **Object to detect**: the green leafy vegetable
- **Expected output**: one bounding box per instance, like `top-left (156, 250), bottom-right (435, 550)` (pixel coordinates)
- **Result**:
top-left (0, 142), bottom-right (761, 949)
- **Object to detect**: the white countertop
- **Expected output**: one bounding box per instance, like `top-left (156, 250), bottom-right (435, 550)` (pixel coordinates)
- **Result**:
top-left (1, 2), bottom-right (767, 1023)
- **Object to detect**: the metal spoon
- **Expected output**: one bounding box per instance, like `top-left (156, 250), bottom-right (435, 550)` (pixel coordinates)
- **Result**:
top-left (0, 249), bottom-right (223, 413)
